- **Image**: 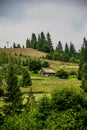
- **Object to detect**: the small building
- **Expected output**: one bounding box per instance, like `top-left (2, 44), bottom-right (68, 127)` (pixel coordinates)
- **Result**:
top-left (40, 68), bottom-right (55, 76)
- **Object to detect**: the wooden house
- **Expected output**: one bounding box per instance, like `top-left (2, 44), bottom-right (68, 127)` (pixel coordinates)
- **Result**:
top-left (40, 68), bottom-right (55, 76)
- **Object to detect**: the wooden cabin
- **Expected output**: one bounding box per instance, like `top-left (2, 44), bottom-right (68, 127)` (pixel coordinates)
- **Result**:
top-left (40, 68), bottom-right (55, 76)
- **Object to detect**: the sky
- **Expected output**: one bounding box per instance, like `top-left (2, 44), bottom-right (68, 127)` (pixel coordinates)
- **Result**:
top-left (0, 0), bottom-right (87, 50)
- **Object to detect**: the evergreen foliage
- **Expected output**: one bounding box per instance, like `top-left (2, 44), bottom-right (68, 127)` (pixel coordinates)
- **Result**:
top-left (4, 64), bottom-right (22, 115)
top-left (21, 69), bottom-right (32, 87)
top-left (56, 41), bottom-right (63, 52)
top-left (78, 37), bottom-right (87, 79)
top-left (56, 70), bottom-right (69, 79)
top-left (81, 63), bottom-right (87, 92)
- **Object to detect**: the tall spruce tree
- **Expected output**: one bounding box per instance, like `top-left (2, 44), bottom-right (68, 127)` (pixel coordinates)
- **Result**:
top-left (56, 41), bottom-right (63, 52)
top-left (4, 64), bottom-right (22, 115)
top-left (40, 32), bottom-right (46, 52)
top-left (69, 42), bottom-right (76, 56)
top-left (65, 43), bottom-right (69, 54)
top-left (78, 37), bottom-right (87, 79)
top-left (31, 33), bottom-right (37, 49)
top-left (81, 63), bottom-right (87, 92)
top-left (46, 32), bottom-right (54, 53)
top-left (26, 38), bottom-right (31, 48)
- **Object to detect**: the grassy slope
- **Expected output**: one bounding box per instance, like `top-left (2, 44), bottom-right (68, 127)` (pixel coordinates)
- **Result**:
top-left (0, 48), bottom-right (79, 102)
top-left (0, 48), bottom-right (46, 58)
top-left (0, 48), bottom-right (78, 72)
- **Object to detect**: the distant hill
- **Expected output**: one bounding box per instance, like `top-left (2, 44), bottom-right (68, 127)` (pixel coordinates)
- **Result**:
top-left (0, 48), bottom-right (46, 58)
top-left (0, 48), bottom-right (78, 72)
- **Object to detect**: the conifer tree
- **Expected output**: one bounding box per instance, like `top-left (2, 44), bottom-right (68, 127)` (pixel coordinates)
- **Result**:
top-left (31, 33), bottom-right (37, 49)
top-left (46, 32), bottom-right (54, 53)
top-left (4, 64), bottom-right (22, 115)
top-left (69, 42), bottom-right (76, 56)
top-left (81, 63), bottom-right (87, 92)
top-left (40, 32), bottom-right (46, 52)
top-left (78, 37), bottom-right (87, 79)
top-left (26, 38), bottom-right (31, 48)
top-left (56, 41), bottom-right (63, 52)
top-left (21, 69), bottom-right (32, 87)
top-left (65, 43), bottom-right (69, 54)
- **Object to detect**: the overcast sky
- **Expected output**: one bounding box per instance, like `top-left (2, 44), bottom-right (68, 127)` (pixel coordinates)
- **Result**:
top-left (0, 0), bottom-right (87, 50)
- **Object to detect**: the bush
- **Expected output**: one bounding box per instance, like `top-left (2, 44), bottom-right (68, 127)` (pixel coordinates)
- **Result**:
top-left (28, 59), bottom-right (42, 73)
top-left (51, 88), bottom-right (87, 112)
top-left (69, 71), bottom-right (77, 76)
top-left (42, 61), bottom-right (49, 68)
top-left (56, 69), bottom-right (69, 79)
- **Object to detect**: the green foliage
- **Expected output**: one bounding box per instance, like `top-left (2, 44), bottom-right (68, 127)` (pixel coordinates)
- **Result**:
top-left (51, 88), bottom-right (87, 112)
top-left (56, 41), bottom-right (63, 52)
top-left (4, 64), bottom-right (22, 115)
top-left (28, 58), bottom-right (42, 73)
top-left (36, 96), bottom-right (51, 128)
top-left (0, 112), bottom-right (37, 130)
top-left (81, 63), bottom-right (87, 92)
top-left (69, 70), bottom-right (77, 76)
top-left (78, 37), bottom-right (87, 79)
top-left (56, 69), bottom-right (69, 79)
top-left (42, 61), bottom-right (49, 68)
top-left (31, 33), bottom-right (37, 49)
top-left (21, 69), bottom-right (32, 87)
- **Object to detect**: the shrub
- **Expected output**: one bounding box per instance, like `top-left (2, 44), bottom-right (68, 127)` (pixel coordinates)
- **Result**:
top-left (56, 69), bottom-right (69, 79)
top-left (51, 88), bottom-right (87, 112)
top-left (69, 70), bottom-right (77, 76)
top-left (28, 59), bottom-right (42, 73)
top-left (42, 61), bottom-right (49, 68)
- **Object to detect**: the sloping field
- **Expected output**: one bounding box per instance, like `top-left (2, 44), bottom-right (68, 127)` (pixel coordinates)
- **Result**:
top-left (0, 48), bottom-right (78, 72)
top-left (0, 48), bottom-right (46, 58)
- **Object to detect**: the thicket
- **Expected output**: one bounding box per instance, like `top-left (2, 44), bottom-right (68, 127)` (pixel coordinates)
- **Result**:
top-left (1, 88), bottom-right (87, 130)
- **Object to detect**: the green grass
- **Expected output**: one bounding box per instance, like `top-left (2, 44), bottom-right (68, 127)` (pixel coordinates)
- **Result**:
top-left (20, 76), bottom-right (81, 101)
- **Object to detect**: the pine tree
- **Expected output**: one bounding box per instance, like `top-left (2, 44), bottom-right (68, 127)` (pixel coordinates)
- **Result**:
top-left (31, 33), bottom-right (37, 49)
top-left (46, 32), bottom-right (54, 53)
top-left (40, 32), bottom-right (46, 52)
top-left (78, 37), bottom-right (87, 79)
top-left (26, 38), bottom-right (31, 48)
top-left (65, 43), bottom-right (69, 54)
top-left (81, 63), bottom-right (87, 92)
top-left (69, 42), bottom-right (76, 56)
top-left (4, 64), bottom-right (22, 115)
top-left (37, 34), bottom-right (41, 51)
top-left (13, 42), bottom-right (16, 48)
top-left (56, 41), bottom-right (63, 52)
top-left (21, 69), bottom-right (32, 87)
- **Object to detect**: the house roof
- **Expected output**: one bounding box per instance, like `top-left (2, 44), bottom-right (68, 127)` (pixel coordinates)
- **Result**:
top-left (41, 68), bottom-right (55, 73)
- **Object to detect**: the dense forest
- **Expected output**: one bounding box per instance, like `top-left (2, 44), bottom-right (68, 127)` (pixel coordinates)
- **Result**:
top-left (0, 35), bottom-right (87, 129)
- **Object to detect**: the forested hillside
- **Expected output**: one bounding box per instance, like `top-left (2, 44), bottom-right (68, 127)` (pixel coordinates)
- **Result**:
top-left (0, 36), bottom-right (87, 129)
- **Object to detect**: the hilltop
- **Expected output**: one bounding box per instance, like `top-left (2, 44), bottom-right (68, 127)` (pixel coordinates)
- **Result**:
top-left (0, 48), bottom-right (46, 58)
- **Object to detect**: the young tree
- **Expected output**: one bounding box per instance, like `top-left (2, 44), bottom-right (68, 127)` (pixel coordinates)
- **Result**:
top-left (21, 69), bottom-right (32, 87)
top-left (4, 64), bottom-right (22, 115)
